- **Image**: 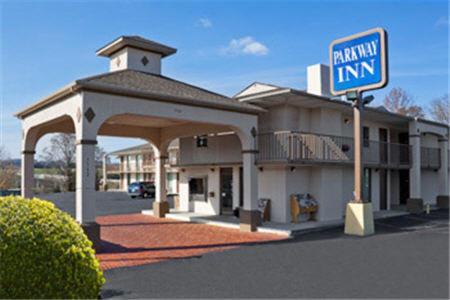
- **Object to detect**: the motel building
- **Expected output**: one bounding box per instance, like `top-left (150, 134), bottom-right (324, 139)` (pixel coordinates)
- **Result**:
top-left (104, 141), bottom-right (179, 193)
top-left (16, 36), bottom-right (449, 242)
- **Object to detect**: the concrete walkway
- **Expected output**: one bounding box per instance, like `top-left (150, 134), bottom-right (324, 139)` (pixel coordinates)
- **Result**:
top-left (143, 208), bottom-right (410, 236)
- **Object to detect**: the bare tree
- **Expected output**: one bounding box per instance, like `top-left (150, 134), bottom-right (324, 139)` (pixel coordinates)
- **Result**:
top-left (42, 133), bottom-right (76, 191)
top-left (429, 94), bottom-right (449, 124)
top-left (0, 147), bottom-right (17, 190)
top-left (383, 87), bottom-right (425, 118)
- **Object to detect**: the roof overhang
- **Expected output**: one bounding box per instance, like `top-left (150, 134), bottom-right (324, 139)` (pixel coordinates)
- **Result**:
top-left (15, 80), bottom-right (265, 120)
top-left (238, 88), bottom-right (449, 129)
top-left (96, 36), bottom-right (177, 58)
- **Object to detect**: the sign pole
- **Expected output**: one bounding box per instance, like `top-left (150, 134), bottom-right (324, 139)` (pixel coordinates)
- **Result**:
top-left (330, 27), bottom-right (387, 236)
top-left (353, 93), bottom-right (363, 203)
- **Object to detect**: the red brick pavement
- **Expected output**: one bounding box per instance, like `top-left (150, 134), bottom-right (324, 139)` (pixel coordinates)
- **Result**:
top-left (96, 214), bottom-right (285, 270)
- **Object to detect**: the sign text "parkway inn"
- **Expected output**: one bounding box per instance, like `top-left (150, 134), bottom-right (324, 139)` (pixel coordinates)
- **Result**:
top-left (330, 28), bottom-right (388, 95)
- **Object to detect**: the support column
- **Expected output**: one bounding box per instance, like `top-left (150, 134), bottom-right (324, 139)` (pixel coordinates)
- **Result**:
top-left (102, 154), bottom-right (107, 191)
top-left (437, 138), bottom-right (449, 208)
top-left (21, 150), bottom-right (35, 199)
top-left (407, 120), bottom-right (423, 213)
top-left (76, 139), bottom-right (100, 249)
top-left (153, 154), bottom-right (169, 217)
top-left (240, 150), bottom-right (260, 232)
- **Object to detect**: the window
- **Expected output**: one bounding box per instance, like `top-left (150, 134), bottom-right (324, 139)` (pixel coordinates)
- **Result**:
top-left (196, 135), bottom-right (208, 148)
top-left (189, 178), bottom-right (204, 194)
top-left (363, 126), bottom-right (370, 147)
top-left (189, 177), bottom-right (207, 202)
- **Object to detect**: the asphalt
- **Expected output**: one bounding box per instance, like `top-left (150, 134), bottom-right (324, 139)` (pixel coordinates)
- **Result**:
top-left (37, 192), bottom-right (155, 217)
top-left (102, 209), bottom-right (449, 299)
top-left (39, 193), bottom-right (449, 298)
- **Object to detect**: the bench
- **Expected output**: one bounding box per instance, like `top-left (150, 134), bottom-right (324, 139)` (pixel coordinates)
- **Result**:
top-left (258, 198), bottom-right (271, 222)
top-left (290, 194), bottom-right (318, 223)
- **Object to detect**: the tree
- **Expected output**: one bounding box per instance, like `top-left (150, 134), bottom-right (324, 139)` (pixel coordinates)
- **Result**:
top-left (41, 134), bottom-right (107, 192)
top-left (429, 94), bottom-right (449, 124)
top-left (383, 87), bottom-right (425, 118)
top-left (0, 147), bottom-right (17, 190)
top-left (42, 134), bottom-right (76, 192)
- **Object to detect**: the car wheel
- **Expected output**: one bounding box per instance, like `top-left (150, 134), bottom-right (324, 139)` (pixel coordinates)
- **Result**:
top-left (131, 196), bottom-right (136, 199)
top-left (143, 192), bottom-right (149, 198)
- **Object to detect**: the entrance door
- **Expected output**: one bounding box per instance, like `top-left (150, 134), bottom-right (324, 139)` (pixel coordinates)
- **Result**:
top-left (379, 169), bottom-right (387, 209)
top-left (398, 132), bottom-right (410, 205)
top-left (399, 170), bottom-right (409, 205)
top-left (379, 128), bottom-right (388, 210)
top-left (220, 168), bottom-right (233, 215)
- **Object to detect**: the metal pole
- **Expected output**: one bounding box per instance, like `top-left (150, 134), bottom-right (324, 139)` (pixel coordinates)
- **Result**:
top-left (353, 93), bottom-right (364, 203)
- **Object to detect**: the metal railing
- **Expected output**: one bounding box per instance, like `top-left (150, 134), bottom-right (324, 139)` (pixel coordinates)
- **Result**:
top-left (421, 147), bottom-right (440, 169)
top-left (257, 131), bottom-right (411, 168)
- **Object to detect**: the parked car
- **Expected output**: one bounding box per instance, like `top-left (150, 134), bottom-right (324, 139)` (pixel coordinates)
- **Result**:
top-left (128, 182), bottom-right (155, 198)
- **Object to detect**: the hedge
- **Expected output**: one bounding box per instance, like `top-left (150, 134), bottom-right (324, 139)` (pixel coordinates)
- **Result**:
top-left (0, 196), bottom-right (105, 299)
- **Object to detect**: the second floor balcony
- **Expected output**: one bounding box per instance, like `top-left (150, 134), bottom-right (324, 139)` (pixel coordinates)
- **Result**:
top-left (257, 131), bottom-right (412, 169)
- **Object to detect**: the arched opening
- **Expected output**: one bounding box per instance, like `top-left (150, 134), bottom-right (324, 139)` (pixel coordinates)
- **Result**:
top-left (21, 115), bottom-right (76, 200)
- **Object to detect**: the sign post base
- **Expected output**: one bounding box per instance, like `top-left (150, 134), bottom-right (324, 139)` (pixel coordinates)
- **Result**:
top-left (344, 202), bottom-right (375, 236)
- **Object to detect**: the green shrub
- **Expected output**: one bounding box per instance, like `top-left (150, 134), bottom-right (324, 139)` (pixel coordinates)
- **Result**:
top-left (0, 196), bottom-right (105, 299)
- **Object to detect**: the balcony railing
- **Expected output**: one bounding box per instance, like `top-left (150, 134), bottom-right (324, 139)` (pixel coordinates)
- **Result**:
top-left (421, 147), bottom-right (440, 169)
top-left (257, 131), bottom-right (411, 168)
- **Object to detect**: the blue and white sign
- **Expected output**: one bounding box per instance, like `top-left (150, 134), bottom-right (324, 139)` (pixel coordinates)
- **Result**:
top-left (330, 28), bottom-right (388, 95)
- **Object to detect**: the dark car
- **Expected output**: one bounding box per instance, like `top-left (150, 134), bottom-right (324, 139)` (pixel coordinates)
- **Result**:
top-left (128, 182), bottom-right (155, 198)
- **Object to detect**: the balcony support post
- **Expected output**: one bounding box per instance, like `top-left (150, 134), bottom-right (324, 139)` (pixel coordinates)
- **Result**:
top-left (437, 137), bottom-right (449, 208)
top-left (102, 154), bottom-right (107, 191)
top-left (407, 120), bottom-right (423, 213)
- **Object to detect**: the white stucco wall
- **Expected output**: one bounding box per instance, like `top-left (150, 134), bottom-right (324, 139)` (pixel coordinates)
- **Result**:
top-left (421, 170), bottom-right (440, 205)
top-left (258, 166), bottom-right (288, 223)
top-left (310, 166), bottom-right (345, 221)
top-left (179, 167), bottom-right (220, 214)
top-left (179, 134), bottom-right (242, 165)
top-left (110, 47), bottom-right (162, 74)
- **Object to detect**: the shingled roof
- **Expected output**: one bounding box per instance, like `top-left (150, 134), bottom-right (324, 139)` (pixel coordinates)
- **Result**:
top-left (15, 70), bottom-right (264, 118)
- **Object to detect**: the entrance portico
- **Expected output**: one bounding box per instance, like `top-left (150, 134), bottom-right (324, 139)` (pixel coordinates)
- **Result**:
top-left (16, 36), bottom-right (265, 245)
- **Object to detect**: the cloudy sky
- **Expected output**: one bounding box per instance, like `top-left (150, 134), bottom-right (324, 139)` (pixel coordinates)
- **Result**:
top-left (1, 0), bottom-right (448, 158)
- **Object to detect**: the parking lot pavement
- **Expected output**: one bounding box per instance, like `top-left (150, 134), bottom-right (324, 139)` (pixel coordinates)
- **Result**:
top-left (102, 210), bottom-right (449, 299)
top-left (36, 192), bottom-right (154, 217)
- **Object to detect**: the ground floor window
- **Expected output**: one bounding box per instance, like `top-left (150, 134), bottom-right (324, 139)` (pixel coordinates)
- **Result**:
top-left (189, 177), bottom-right (207, 202)
top-left (167, 172), bottom-right (178, 194)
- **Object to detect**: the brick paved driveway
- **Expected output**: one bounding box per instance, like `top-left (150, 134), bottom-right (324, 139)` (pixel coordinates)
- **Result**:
top-left (96, 214), bottom-right (285, 270)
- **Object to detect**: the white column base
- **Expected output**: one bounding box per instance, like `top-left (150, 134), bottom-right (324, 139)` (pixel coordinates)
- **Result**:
top-left (344, 202), bottom-right (375, 236)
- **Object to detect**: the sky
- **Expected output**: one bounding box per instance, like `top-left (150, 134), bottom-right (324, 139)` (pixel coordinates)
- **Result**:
top-left (1, 0), bottom-right (449, 159)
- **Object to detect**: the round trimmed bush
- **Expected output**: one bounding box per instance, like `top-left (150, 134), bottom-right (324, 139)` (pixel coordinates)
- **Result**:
top-left (0, 196), bottom-right (105, 299)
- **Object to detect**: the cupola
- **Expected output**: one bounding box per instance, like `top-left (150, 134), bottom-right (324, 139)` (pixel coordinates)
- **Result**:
top-left (96, 36), bottom-right (177, 75)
